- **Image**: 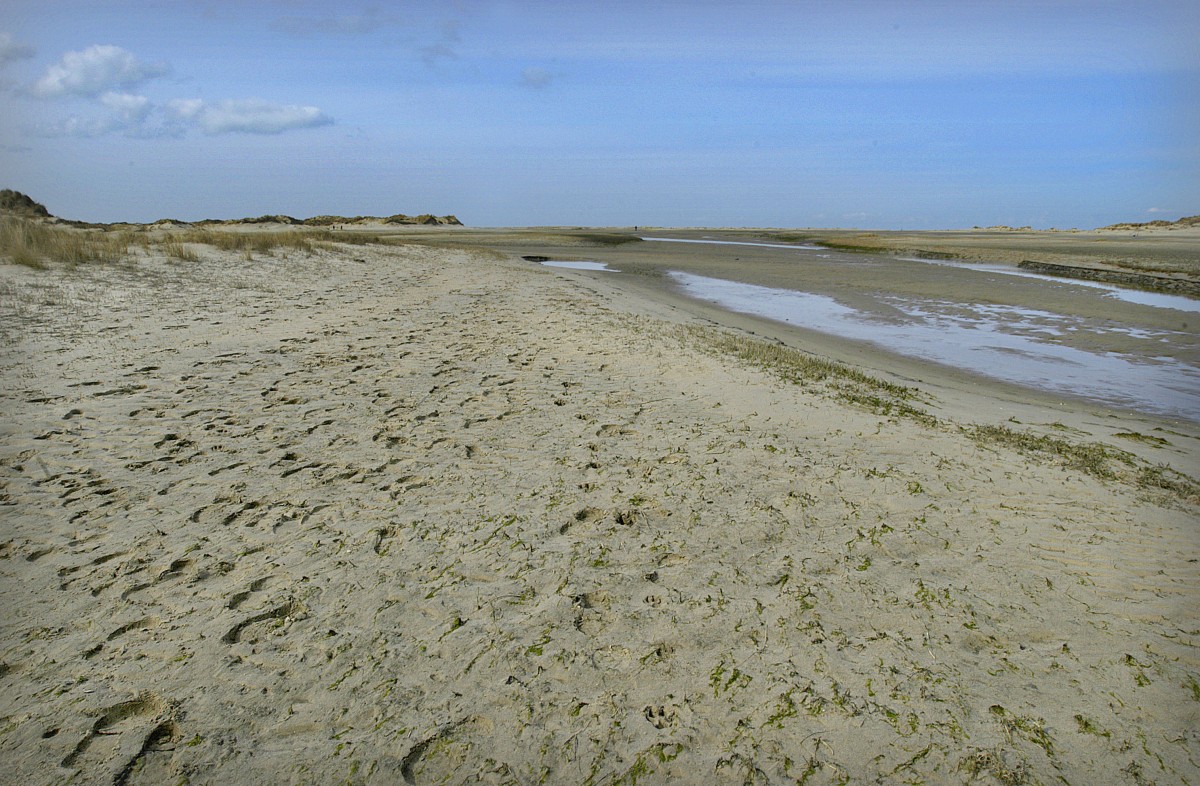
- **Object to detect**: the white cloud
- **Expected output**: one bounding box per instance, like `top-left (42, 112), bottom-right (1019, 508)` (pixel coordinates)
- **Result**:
top-left (32, 44), bottom-right (168, 98)
top-left (99, 92), bottom-right (152, 124)
top-left (187, 99), bottom-right (333, 135)
top-left (25, 44), bottom-right (330, 138)
top-left (165, 98), bottom-right (204, 121)
top-left (0, 32), bottom-right (34, 65)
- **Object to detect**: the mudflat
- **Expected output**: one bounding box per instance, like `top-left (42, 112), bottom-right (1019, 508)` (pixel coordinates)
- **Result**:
top-left (1, 232), bottom-right (1197, 784)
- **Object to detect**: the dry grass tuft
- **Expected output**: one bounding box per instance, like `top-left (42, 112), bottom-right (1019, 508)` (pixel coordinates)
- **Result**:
top-left (159, 228), bottom-right (399, 258)
top-left (161, 241), bottom-right (201, 262)
top-left (1, 216), bottom-right (134, 267)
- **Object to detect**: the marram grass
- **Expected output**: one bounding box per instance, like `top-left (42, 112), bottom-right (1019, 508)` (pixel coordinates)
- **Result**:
top-left (0, 216), bottom-right (136, 268)
top-left (0, 215), bottom-right (411, 269)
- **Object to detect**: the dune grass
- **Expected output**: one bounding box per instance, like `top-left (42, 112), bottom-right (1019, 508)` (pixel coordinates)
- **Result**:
top-left (0, 215), bottom-right (415, 268)
top-left (161, 241), bottom-right (202, 262)
top-left (161, 229), bottom-right (332, 256)
top-left (0, 216), bottom-right (140, 268)
top-left (162, 228), bottom-right (400, 256)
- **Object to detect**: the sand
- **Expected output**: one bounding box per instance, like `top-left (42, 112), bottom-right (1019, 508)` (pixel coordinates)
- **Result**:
top-left (1, 237), bottom-right (1198, 784)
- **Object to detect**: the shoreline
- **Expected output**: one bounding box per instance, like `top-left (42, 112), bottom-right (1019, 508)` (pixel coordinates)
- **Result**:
top-left (434, 227), bottom-right (1200, 444)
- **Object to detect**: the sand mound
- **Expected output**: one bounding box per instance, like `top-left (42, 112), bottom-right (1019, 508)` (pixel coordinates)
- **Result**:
top-left (1100, 214), bottom-right (1200, 231)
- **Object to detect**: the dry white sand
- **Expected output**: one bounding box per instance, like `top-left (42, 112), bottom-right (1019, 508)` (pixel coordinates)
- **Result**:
top-left (1, 241), bottom-right (1197, 784)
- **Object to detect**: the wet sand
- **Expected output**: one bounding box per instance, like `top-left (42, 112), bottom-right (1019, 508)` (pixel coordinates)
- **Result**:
top-left (424, 227), bottom-right (1200, 447)
top-left (1, 234), bottom-right (1198, 784)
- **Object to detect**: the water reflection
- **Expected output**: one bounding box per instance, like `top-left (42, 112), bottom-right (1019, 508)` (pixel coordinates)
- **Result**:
top-left (539, 260), bottom-right (615, 271)
top-left (669, 271), bottom-right (1200, 421)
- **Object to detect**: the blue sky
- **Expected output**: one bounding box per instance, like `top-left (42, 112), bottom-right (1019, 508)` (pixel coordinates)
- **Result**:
top-left (1, 1), bottom-right (1197, 228)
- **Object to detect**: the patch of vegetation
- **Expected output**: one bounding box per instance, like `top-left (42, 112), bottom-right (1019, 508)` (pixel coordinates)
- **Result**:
top-left (574, 233), bottom-right (642, 246)
top-left (237, 214), bottom-right (301, 225)
top-left (989, 704), bottom-right (1055, 757)
top-left (1100, 214), bottom-right (1200, 231)
top-left (758, 232), bottom-right (816, 244)
top-left (679, 326), bottom-right (936, 425)
top-left (969, 424), bottom-right (1126, 480)
top-left (1073, 714), bottom-right (1111, 738)
top-left (0, 216), bottom-right (135, 267)
top-left (166, 229), bottom-right (315, 256)
top-left (969, 424), bottom-right (1200, 503)
top-left (1136, 464), bottom-right (1200, 499)
top-left (813, 240), bottom-right (894, 254)
top-left (161, 241), bottom-right (201, 262)
top-left (158, 228), bottom-right (401, 258)
top-left (960, 747), bottom-right (1030, 785)
top-left (1113, 431), bottom-right (1170, 447)
top-left (0, 189), bottom-right (51, 218)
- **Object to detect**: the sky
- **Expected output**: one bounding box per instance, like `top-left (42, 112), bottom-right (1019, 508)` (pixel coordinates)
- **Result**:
top-left (1, 0), bottom-right (1197, 228)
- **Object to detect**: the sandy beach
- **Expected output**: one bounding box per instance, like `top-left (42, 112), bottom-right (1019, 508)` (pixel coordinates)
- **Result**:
top-left (2, 233), bottom-right (1198, 784)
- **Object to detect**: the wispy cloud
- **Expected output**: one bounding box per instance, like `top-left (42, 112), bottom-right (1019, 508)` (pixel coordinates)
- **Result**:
top-left (520, 67), bottom-right (554, 89)
top-left (0, 31), bottom-right (34, 65)
top-left (180, 99), bottom-right (333, 135)
top-left (419, 20), bottom-right (461, 67)
top-left (273, 7), bottom-right (402, 37)
top-left (31, 44), bottom-right (168, 98)
top-left (36, 96), bottom-right (332, 138)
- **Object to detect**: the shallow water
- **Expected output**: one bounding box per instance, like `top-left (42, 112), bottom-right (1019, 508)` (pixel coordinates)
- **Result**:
top-left (670, 271), bottom-right (1200, 421)
top-left (644, 236), bottom-right (1197, 313)
top-left (642, 237), bottom-right (824, 250)
top-left (898, 257), bottom-right (1200, 313)
top-left (539, 260), bottom-right (615, 271)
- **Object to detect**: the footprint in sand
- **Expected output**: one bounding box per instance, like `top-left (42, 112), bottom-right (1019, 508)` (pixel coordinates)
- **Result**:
top-left (399, 716), bottom-right (499, 786)
top-left (221, 599), bottom-right (303, 644)
top-left (60, 693), bottom-right (178, 784)
top-left (644, 704), bottom-right (678, 729)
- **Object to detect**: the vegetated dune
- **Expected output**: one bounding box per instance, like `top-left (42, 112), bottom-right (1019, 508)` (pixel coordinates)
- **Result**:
top-left (194, 213), bottom-right (464, 227)
top-left (1099, 214), bottom-right (1200, 231)
top-left (0, 188), bottom-right (463, 228)
top-left (0, 190), bottom-right (52, 219)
